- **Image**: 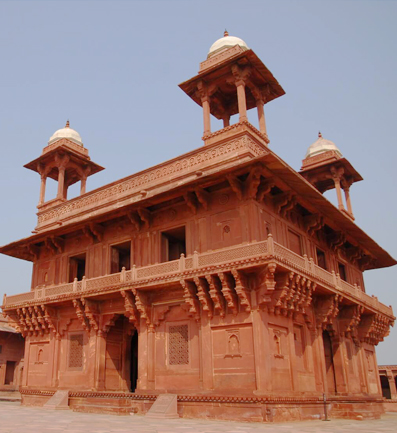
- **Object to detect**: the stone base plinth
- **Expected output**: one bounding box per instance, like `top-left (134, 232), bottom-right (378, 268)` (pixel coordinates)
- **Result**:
top-left (19, 389), bottom-right (386, 422)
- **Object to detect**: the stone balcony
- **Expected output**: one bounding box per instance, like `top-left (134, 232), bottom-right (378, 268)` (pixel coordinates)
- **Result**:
top-left (2, 237), bottom-right (393, 321)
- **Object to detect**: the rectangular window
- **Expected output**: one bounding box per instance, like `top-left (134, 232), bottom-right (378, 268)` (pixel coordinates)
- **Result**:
top-left (169, 324), bottom-right (189, 365)
top-left (161, 226), bottom-right (186, 262)
top-left (338, 262), bottom-right (347, 281)
top-left (68, 253), bottom-right (86, 282)
top-left (316, 248), bottom-right (327, 270)
top-left (110, 241), bottom-right (131, 273)
top-left (288, 229), bottom-right (302, 256)
top-left (69, 334), bottom-right (84, 368)
top-left (0, 345), bottom-right (2, 354)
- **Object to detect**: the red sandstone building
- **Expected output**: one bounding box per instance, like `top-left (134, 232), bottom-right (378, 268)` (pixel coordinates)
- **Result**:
top-left (0, 33), bottom-right (395, 421)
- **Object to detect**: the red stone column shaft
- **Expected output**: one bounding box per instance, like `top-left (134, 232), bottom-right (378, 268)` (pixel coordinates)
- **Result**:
top-left (344, 187), bottom-right (353, 215)
top-left (223, 115), bottom-right (230, 128)
top-left (333, 178), bottom-right (344, 211)
top-left (256, 100), bottom-right (267, 134)
top-left (80, 176), bottom-right (87, 195)
top-left (202, 97), bottom-right (211, 135)
top-left (57, 166), bottom-right (65, 200)
top-left (39, 175), bottom-right (47, 205)
top-left (236, 81), bottom-right (248, 122)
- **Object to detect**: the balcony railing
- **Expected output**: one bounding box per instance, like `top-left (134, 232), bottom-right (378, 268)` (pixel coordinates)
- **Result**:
top-left (2, 237), bottom-right (393, 318)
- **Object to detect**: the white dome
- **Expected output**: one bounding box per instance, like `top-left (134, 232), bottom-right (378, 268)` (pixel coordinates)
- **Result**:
top-left (48, 121), bottom-right (83, 146)
top-left (305, 133), bottom-right (342, 159)
top-left (208, 31), bottom-right (249, 57)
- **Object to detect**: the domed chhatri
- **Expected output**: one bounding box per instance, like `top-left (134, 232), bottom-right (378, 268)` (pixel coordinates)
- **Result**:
top-left (48, 120), bottom-right (83, 146)
top-left (305, 132), bottom-right (342, 159)
top-left (207, 30), bottom-right (249, 58)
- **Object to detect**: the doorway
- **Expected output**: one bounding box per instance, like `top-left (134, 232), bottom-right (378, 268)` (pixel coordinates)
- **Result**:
top-left (323, 330), bottom-right (337, 393)
top-left (130, 330), bottom-right (138, 392)
top-left (5, 361), bottom-right (16, 385)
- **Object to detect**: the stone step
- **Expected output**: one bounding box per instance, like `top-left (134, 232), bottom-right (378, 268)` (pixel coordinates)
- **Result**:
top-left (72, 403), bottom-right (132, 416)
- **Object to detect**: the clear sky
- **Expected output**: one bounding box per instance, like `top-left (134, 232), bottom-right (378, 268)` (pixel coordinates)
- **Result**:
top-left (0, 0), bottom-right (396, 364)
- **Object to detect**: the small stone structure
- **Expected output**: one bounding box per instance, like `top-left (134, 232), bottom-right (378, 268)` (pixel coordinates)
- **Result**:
top-left (0, 32), bottom-right (395, 422)
top-left (0, 316), bottom-right (24, 390)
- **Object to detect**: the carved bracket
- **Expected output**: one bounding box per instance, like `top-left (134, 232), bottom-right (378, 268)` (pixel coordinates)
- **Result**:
top-left (314, 294), bottom-right (343, 332)
top-left (193, 277), bottom-right (214, 318)
top-left (181, 279), bottom-right (201, 322)
top-left (120, 289), bottom-right (140, 330)
top-left (303, 214), bottom-right (324, 237)
top-left (358, 313), bottom-right (394, 346)
top-left (205, 274), bottom-right (226, 318)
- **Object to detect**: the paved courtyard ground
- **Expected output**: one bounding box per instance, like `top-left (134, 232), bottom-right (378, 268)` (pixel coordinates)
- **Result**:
top-left (0, 401), bottom-right (396, 433)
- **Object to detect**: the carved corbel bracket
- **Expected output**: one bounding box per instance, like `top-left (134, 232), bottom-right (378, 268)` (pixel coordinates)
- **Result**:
top-left (358, 313), bottom-right (394, 346)
top-left (227, 174), bottom-right (244, 200)
top-left (27, 244), bottom-right (40, 261)
top-left (89, 224), bottom-right (104, 242)
top-left (327, 231), bottom-right (346, 252)
top-left (132, 288), bottom-right (152, 329)
top-left (303, 214), bottom-right (324, 237)
top-left (231, 269), bottom-right (251, 312)
top-left (339, 304), bottom-right (364, 343)
top-left (358, 255), bottom-right (377, 271)
top-left (231, 64), bottom-right (252, 84)
top-left (81, 298), bottom-right (100, 333)
top-left (345, 246), bottom-right (363, 266)
top-left (127, 212), bottom-right (142, 231)
top-left (245, 164), bottom-right (264, 200)
top-left (273, 191), bottom-right (297, 218)
top-left (72, 299), bottom-right (90, 332)
top-left (138, 208), bottom-right (151, 230)
top-left (256, 263), bottom-right (278, 310)
top-left (205, 274), bottom-right (226, 318)
top-left (314, 294), bottom-right (343, 332)
top-left (195, 187), bottom-right (210, 211)
top-left (193, 277), bottom-right (214, 318)
top-left (181, 279), bottom-right (201, 322)
top-left (44, 238), bottom-right (58, 255)
top-left (218, 272), bottom-right (239, 316)
top-left (100, 313), bottom-right (119, 336)
top-left (120, 289), bottom-right (140, 330)
top-left (184, 191), bottom-right (199, 215)
top-left (256, 179), bottom-right (275, 202)
top-left (152, 305), bottom-right (171, 328)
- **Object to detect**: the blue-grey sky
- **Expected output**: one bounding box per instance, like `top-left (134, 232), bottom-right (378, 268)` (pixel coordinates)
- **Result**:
top-left (0, 1), bottom-right (396, 364)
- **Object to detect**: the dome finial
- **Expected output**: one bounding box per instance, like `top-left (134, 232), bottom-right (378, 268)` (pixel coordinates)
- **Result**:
top-left (65, 120), bottom-right (70, 128)
top-left (318, 131), bottom-right (322, 138)
top-left (224, 29), bottom-right (229, 37)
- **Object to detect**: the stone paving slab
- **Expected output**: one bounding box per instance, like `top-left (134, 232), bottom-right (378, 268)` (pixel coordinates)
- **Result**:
top-left (0, 402), bottom-right (396, 433)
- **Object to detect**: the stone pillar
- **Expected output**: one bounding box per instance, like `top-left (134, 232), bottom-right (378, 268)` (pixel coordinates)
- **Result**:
top-left (147, 327), bottom-right (155, 389)
top-left (388, 373), bottom-right (397, 399)
top-left (39, 175), bottom-right (47, 205)
top-left (51, 333), bottom-right (61, 387)
top-left (332, 335), bottom-right (349, 393)
top-left (331, 167), bottom-right (345, 211)
top-left (343, 186), bottom-right (353, 216)
top-left (94, 331), bottom-right (107, 390)
top-left (200, 315), bottom-right (213, 390)
top-left (57, 166), bottom-right (66, 200)
top-left (137, 320), bottom-right (149, 390)
top-left (236, 80), bottom-right (248, 122)
top-left (256, 99), bottom-right (267, 134)
top-left (80, 175), bottom-right (87, 195)
top-left (202, 96), bottom-right (211, 135)
top-left (222, 115), bottom-right (230, 128)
